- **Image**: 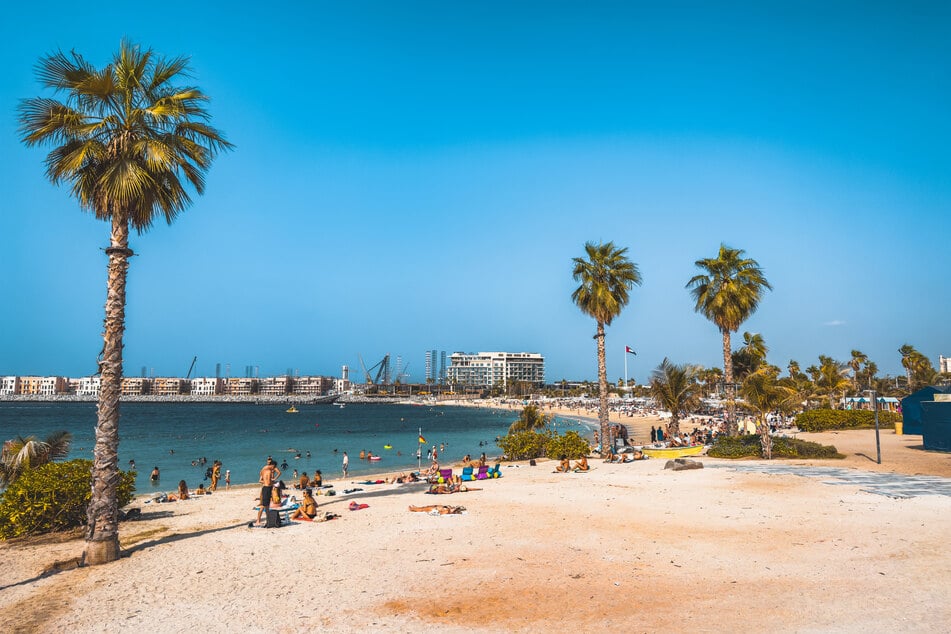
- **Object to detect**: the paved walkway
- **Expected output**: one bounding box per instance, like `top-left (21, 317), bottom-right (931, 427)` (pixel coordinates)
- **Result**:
top-left (709, 463), bottom-right (951, 499)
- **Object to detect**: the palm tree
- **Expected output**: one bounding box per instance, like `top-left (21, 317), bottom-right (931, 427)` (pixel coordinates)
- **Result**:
top-left (572, 242), bottom-right (642, 455)
top-left (814, 356), bottom-right (851, 408)
top-left (0, 431), bottom-right (72, 487)
top-left (18, 42), bottom-right (232, 565)
top-left (686, 245), bottom-right (772, 435)
top-left (649, 358), bottom-right (702, 437)
top-left (849, 350), bottom-right (868, 393)
top-left (741, 369), bottom-right (795, 459)
top-left (899, 344), bottom-right (938, 391)
top-left (508, 404), bottom-right (552, 434)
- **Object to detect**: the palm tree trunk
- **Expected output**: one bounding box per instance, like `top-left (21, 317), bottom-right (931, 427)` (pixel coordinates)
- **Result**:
top-left (722, 329), bottom-right (737, 436)
top-left (759, 413), bottom-right (772, 459)
top-left (596, 321), bottom-right (610, 457)
top-left (84, 215), bottom-right (131, 566)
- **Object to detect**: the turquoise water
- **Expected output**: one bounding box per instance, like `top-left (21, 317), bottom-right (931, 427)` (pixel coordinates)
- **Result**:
top-left (0, 401), bottom-right (593, 492)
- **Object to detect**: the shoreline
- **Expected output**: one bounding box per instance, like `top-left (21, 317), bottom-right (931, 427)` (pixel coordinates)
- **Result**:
top-left (1, 428), bottom-right (948, 632)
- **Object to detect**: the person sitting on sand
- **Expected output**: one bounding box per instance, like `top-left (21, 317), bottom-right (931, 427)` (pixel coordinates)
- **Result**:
top-left (555, 455), bottom-right (571, 472)
top-left (603, 450), bottom-right (617, 463)
top-left (409, 504), bottom-right (466, 515)
top-left (461, 454), bottom-right (472, 467)
top-left (313, 470), bottom-right (323, 488)
top-left (299, 472), bottom-right (310, 490)
top-left (573, 456), bottom-right (589, 472)
top-left (177, 480), bottom-right (189, 500)
top-left (291, 488), bottom-right (318, 521)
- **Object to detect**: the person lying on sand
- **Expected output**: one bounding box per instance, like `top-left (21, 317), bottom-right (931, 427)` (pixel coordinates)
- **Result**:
top-left (573, 456), bottom-right (589, 472)
top-left (409, 504), bottom-right (466, 515)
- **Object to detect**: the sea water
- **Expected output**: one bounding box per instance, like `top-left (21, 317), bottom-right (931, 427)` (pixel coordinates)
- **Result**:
top-left (0, 401), bottom-right (594, 493)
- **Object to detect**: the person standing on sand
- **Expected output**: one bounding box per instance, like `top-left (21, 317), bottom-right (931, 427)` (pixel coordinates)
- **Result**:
top-left (255, 458), bottom-right (281, 526)
top-left (225, 469), bottom-right (231, 489)
top-left (342, 452), bottom-right (349, 478)
top-left (210, 461), bottom-right (221, 491)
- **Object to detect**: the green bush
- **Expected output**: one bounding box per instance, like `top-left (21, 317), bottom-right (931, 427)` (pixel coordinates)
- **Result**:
top-left (497, 430), bottom-right (550, 460)
top-left (795, 409), bottom-right (901, 432)
top-left (497, 429), bottom-right (591, 461)
top-left (0, 459), bottom-right (136, 539)
top-left (707, 434), bottom-right (844, 459)
top-left (545, 430), bottom-right (590, 460)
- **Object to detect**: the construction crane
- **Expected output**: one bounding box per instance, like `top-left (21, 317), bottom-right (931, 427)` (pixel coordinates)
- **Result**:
top-left (358, 354), bottom-right (391, 385)
top-left (185, 356), bottom-right (198, 379)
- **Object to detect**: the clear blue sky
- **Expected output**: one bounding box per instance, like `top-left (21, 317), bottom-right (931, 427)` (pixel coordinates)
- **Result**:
top-left (1, 1), bottom-right (949, 383)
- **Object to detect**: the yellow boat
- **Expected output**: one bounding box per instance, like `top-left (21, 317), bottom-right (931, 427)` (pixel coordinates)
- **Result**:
top-left (640, 444), bottom-right (705, 459)
top-left (286, 406), bottom-right (299, 413)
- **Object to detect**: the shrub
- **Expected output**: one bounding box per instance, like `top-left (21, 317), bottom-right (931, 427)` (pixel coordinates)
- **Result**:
top-left (0, 459), bottom-right (136, 539)
top-left (497, 429), bottom-right (591, 461)
top-left (795, 409), bottom-right (901, 432)
top-left (497, 430), bottom-right (551, 461)
top-left (545, 430), bottom-right (590, 460)
top-left (707, 434), bottom-right (844, 459)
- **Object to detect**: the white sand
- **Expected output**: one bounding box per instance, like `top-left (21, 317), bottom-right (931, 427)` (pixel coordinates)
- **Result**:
top-left (1, 429), bottom-right (949, 633)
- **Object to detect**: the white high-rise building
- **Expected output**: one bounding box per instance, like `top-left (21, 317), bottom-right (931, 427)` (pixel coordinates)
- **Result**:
top-left (446, 352), bottom-right (545, 388)
top-left (940, 355), bottom-right (950, 374)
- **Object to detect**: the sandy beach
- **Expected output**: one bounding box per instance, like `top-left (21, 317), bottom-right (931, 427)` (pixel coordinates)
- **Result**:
top-left (2, 427), bottom-right (949, 633)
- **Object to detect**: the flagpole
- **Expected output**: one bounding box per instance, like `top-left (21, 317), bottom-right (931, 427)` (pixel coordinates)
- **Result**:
top-left (624, 349), bottom-right (628, 392)
top-left (418, 427), bottom-right (422, 473)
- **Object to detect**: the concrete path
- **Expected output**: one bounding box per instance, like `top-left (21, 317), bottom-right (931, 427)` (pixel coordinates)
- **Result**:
top-left (710, 462), bottom-right (951, 499)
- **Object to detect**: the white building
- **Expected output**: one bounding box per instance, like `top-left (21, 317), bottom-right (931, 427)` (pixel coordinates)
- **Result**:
top-left (78, 376), bottom-right (101, 397)
top-left (190, 377), bottom-right (222, 396)
top-left (1, 376), bottom-right (19, 396)
top-left (446, 352), bottom-right (545, 388)
top-left (941, 355), bottom-right (950, 374)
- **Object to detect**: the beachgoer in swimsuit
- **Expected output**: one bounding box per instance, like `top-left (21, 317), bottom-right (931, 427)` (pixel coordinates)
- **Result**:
top-left (211, 461), bottom-right (221, 491)
top-left (291, 489), bottom-right (318, 520)
top-left (573, 456), bottom-right (589, 471)
top-left (255, 457), bottom-right (281, 525)
top-left (555, 455), bottom-right (570, 472)
top-left (225, 469), bottom-right (231, 489)
top-left (150, 466), bottom-right (160, 482)
top-left (409, 504), bottom-right (465, 515)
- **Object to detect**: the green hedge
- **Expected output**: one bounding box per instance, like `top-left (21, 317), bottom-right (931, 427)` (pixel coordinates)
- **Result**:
top-left (795, 409), bottom-right (901, 432)
top-left (497, 429), bottom-right (590, 461)
top-left (707, 434), bottom-right (844, 459)
top-left (0, 460), bottom-right (136, 539)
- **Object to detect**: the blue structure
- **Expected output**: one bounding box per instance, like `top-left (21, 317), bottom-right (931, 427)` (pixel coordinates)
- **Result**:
top-left (921, 401), bottom-right (951, 452)
top-left (901, 386), bottom-right (951, 435)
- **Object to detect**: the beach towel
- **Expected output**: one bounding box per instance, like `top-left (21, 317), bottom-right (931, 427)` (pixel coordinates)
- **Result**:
top-left (348, 502), bottom-right (369, 511)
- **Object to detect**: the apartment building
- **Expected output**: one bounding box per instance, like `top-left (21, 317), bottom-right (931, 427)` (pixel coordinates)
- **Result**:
top-left (1, 376), bottom-right (20, 396)
top-left (78, 376), bottom-right (101, 397)
top-left (224, 378), bottom-right (258, 395)
top-left (121, 377), bottom-right (150, 396)
top-left (151, 378), bottom-right (185, 396)
top-left (447, 352), bottom-right (545, 388)
top-left (259, 376), bottom-right (291, 396)
top-left (292, 376), bottom-right (334, 396)
top-left (191, 377), bottom-right (223, 396)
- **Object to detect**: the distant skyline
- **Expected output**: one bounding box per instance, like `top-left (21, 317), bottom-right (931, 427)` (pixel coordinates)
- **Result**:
top-left (1, 2), bottom-right (949, 383)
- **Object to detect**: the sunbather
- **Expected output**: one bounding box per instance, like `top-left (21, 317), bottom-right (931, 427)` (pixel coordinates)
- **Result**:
top-left (409, 504), bottom-right (466, 515)
top-left (573, 456), bottom-right (589, 471)
top-left (555, 455), bottom-right (571, 472)
top-left (290, 489), bottom-right (318, 521)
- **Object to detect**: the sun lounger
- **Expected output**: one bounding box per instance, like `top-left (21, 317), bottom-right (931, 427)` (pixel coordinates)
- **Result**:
top-left (460, 466), bottom-right (475, 481)
top-left (475, 465), bottom-right (489, 480)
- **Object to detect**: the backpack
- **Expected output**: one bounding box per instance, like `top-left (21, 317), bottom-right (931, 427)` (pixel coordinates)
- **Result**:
top-left (265, 509), bottom-right (283, 528)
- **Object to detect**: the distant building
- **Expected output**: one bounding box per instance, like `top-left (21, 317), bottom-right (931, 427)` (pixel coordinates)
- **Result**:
top-left (224, 377), bottom-right (258, 395)
top-left (121, 377), bottom-right (150, 396)
top-left (447, 352), bottom-right (545, 389)
top-left (78, 376), bottom-right (101, 397)
top-left (941, 355), bottom-right (950, 374)
top-left (152, 378), bottom-right (185, 396)
top-left (292, 376), bottom-right (334, 396)
top-left (1, 376), bottom-right (20, 396)
top-left (190, 377), bottom-right (222, 396)
top-left (259, 376), bottom-right (291, 396)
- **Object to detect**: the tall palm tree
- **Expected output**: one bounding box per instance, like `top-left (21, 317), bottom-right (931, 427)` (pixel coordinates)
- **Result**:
top-left (509, 404), bottom-right (553, 434)
top-left (849, 350), bottom-right (868, 393)
top-left (686, 245), bottom-right (772, 435)
top-left (19, 42), bottom-right (232, 565)
top-left (0, 431), bottom-right (72, 487)
top-left (741, 369), bottom-right (795, 459)
top-left (815, 355), bottom-right (851, 408)
top-left (649, 358), bottom-right (702, 437)
top-left (572, 242), bottom-right (642, 455)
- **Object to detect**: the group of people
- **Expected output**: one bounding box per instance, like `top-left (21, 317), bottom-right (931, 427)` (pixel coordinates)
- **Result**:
top-left (554, 455), bottom-right (590, 472)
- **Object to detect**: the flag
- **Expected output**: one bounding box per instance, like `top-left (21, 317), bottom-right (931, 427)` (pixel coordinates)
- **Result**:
top-left (418, 435), bottom-right (426, 444)
top-left (625, 346), bottom-right (637, 355)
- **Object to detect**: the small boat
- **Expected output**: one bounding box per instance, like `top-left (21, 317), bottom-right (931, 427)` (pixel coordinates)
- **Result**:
top-left (640, 444), bottom-right (705, 459)
top-left (286, 406), bottom-right (299, 414)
